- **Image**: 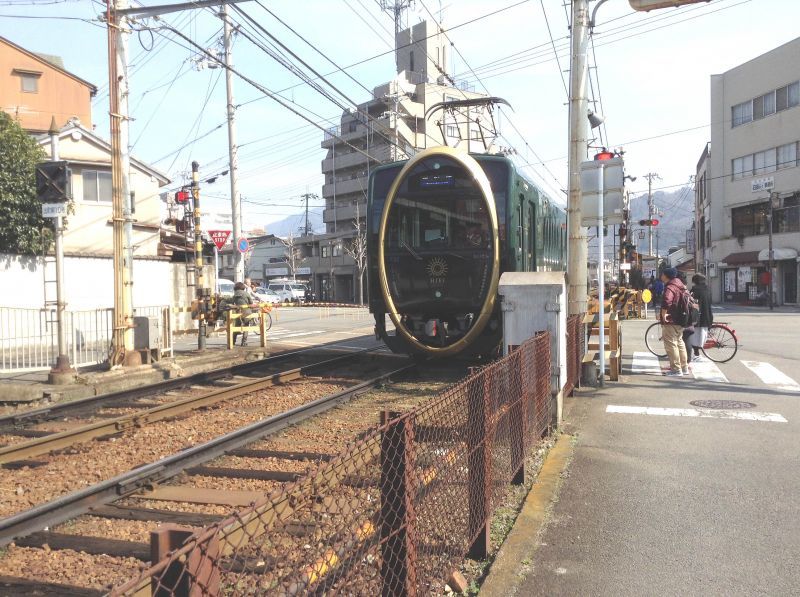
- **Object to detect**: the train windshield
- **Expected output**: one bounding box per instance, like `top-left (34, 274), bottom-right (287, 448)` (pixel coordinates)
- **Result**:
top-left (380, 154), bottom-right (498, 347)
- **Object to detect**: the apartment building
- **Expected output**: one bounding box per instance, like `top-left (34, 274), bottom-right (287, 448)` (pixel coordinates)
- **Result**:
top-left (316, 19), bottom-right (490, 301)
top-left (703, 37), bottom-right (800, 304)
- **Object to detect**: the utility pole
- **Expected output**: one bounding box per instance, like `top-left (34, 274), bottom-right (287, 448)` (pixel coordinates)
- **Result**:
top-left (220, 2), bottom-right (244, 283)
top-left (643, 172), bottom-right (661, 257)
top-left (192, 161), bottom-right (208, 349)
top-left (107, 0), bottom-right (138, 367)
top-left (47, 118), bottom-right (75, 384)
top-left (566, 0), bottom-right (590, 315)
top-left (301, 192), bottom-right (318, 236)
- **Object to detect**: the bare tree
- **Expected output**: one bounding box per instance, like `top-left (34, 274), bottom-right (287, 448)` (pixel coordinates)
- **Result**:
top-left (344, 202), bottom-right (368, 305)
top-left (280, 231), bottom-right (302, 279)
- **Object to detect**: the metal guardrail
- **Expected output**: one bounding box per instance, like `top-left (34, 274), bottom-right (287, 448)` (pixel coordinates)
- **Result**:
top-left (111, 332), bottom-right (552, 596)
top-left (0, 305), bottom-right (171, 372)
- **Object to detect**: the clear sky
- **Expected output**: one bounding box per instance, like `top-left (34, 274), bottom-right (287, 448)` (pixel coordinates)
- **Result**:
top-left (3, 0), bottom-right (799, 231)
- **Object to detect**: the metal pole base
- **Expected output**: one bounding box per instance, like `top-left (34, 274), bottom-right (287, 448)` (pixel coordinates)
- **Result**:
top-left (48, 355), bottom-right (76, 385)
top-left (123, 350), bottom-right (143, 367)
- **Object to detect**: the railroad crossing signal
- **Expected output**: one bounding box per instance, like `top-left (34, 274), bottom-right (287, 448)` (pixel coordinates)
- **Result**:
top-left (36, 161), bottom-right (71, 202)
top-left (639, 219), bottom-right (659, 226)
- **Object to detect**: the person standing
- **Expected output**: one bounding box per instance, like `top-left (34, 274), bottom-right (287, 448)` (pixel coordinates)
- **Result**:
top-left (660, 267), bottom-right (689, 376)
top-left (232, 282), bottom-right (253, 346)
top-left (689, 273), bottom-right (713, 362)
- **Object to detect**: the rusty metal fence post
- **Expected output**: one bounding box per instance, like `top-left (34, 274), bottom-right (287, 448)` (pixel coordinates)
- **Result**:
top-left (509, 348), bottom-right (526, 485)
top-left (150, 524), bottom-right (220, 597)
top-left (380, 410), bottom-right (418, 597)
top-left (467, 375), bottom-right (491, 560)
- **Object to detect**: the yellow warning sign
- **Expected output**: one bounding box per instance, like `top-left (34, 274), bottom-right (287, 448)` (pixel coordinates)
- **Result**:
top-left (642, 289), bottom-right (652, 303)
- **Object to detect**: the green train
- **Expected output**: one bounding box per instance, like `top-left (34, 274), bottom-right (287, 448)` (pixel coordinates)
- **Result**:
top-left (367, 147), bottom-right (566, 358)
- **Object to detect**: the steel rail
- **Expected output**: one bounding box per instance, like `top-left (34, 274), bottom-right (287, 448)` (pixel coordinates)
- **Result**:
top-left (0, 348), bottom-right (382, 465)
top-left (0, 342), bottom-right (377, 430)
top-left (0, 362), bottom-right (414, 547)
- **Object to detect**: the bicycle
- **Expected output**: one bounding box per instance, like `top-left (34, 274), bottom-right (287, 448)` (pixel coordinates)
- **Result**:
top-left (645, 321), bottom-right (738, 363)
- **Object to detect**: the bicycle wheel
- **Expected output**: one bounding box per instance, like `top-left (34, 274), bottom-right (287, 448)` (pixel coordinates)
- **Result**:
top-left (264, 312), bottom-right (273, 332)
top-left (701, 325), bottom-right (737, 363)
top-left (645, 322), bottom-right (667, 358)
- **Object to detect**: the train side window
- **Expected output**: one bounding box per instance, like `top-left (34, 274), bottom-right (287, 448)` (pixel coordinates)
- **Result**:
top-left (528, 203), bottom-right (535, 268)
top-left (536, 201), bottom-right (544, 251)
top-left (517, 201), bottom-right (524, 266)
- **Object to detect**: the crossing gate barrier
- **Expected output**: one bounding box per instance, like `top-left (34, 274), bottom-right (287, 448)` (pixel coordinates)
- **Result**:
top-left (225, 308), bottom-right (269, 349)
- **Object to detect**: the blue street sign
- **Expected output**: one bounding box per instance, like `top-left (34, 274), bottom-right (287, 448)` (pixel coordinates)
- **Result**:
top-left (237, 237), bottom-right (249, 254)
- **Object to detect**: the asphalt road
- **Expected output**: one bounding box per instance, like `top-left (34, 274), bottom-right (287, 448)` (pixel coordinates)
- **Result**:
top-left (173, 306), bottom-right (383, 353)
top-left (515, 306), bottom-right (800, 596)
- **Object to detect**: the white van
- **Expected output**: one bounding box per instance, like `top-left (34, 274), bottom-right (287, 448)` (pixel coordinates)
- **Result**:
top-left (217, 278), bottom-right (235, 298)
top-left (267, 280), bottom-right (307, 302)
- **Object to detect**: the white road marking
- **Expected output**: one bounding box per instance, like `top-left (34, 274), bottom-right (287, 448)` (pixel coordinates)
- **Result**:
top-left (270, 330), bottom-right (326, 339)
top-left (631, 351), bottom-right (663, 375)
top-left (690, 359), bottom-right (728, 383)
top-left (741, 361), bottom-right (800, 392)
top-left (606, 405), bottom-right (787, 423)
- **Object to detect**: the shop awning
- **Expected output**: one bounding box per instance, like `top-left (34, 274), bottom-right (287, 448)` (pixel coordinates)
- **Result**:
top-left (720, 251), bottom-right (760, 265)
top-left (758, 248), bottom-right (798, 261)
top-left (677, 258), bottom-right (695, 272)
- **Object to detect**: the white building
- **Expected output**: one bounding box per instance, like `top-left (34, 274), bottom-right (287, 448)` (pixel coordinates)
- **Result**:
top-left (702, 37), bottom-right (800, 305)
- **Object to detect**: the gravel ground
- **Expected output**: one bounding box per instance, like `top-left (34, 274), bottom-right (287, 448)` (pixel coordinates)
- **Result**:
top-left (0, 545), bottom-right (142, 591)
top-left (176, 473), bottom-right (283, 495)
top-left (0, 379), bottom-right (345, 517)
top-left (0, 364), bottom-right (461, 593)
top-left (56, 515), bottom-right (157, 544)
top-left (116, 498), bottom-right (233, 516)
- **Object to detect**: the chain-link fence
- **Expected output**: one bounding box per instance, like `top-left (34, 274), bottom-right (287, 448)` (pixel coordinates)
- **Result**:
top-left (111, 331), bottom-right (552, 596)
top-left (564, 314), bottom-right (584, 397)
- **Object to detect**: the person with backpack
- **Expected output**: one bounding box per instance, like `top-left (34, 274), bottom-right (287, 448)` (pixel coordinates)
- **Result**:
top-left (660, 267), bottom-right (689, 376)
top-left (688, 273), bottom-right (713, 362)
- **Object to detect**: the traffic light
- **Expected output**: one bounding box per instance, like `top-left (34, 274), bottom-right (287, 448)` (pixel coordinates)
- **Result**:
top-left (638, 219), bottom-right (660, 226)
top-left (175, 188), bottom-right (190, 204)
top-left (36, 161), bottom-right (72, 202)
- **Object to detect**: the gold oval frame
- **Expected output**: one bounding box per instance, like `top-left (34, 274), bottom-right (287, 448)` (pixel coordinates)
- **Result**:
top-left (377, 147), bottom-right (501, 356)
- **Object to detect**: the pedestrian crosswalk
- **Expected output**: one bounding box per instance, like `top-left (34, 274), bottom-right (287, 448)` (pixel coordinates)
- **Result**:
top-left (741, 361), bottom-right (800, 392)
top-left (630, 351), bottom-right (798, 391)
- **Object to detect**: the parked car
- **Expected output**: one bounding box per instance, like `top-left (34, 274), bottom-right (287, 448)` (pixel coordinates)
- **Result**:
top-left (254, 287), bottom-right (282, 304)
top-left (267, 281), bottom-right (307, 302)
top-left (217, 278), bottom-right (235, 298)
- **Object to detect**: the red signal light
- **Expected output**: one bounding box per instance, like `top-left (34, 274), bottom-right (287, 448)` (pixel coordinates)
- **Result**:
top-left (175, 189), bottom-right (190, 204)
top-left (594, 151), bottom-right (615, 161)
top-left (651, 219), bottom-right (659, 226)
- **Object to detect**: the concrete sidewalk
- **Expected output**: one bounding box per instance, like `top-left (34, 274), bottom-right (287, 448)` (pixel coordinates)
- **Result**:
top-left (0, 341), bottom-right (272, 404)
top-left (482, 327), bottom-right (800, 595)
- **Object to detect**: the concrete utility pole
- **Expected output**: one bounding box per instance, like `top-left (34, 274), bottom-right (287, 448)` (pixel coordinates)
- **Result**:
top-left (643, 172), bottom-right (661, 257)
top-left (220, 2), bottom-right (244, 283)
top-left (107, 0), bottom-right (138, 367)
top-left (47, 118), bottom-right (74, 383)
top-left (192, 161), bottom-right (208, 349)
top-left (566, 0), bottom-right (590, 315)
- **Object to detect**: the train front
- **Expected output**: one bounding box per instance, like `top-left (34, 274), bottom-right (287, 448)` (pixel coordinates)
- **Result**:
top-left (373, 147), bottom-right (501, 358)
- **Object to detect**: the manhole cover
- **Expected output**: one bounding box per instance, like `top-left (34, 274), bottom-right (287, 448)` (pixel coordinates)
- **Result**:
top-left (689, 399), bottom-right (756, 410)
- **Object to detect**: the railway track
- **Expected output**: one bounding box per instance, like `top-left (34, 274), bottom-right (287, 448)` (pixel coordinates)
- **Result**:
top-left (0, 361), bottom-right (466, 595)
top-left (0, 344), bottom-right (389, 466)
